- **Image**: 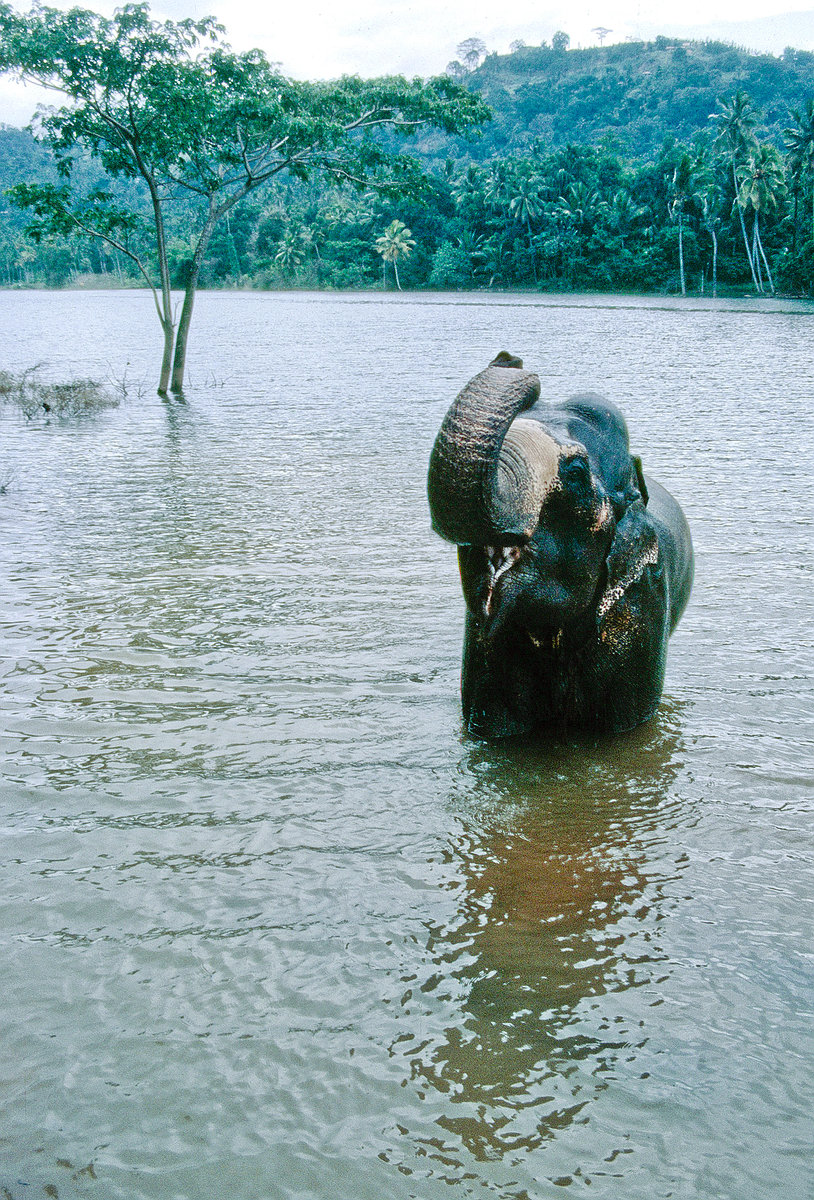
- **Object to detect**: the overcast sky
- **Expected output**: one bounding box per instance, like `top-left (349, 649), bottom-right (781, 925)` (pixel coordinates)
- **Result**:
top-left (3, 0), bottom-right (814, 127)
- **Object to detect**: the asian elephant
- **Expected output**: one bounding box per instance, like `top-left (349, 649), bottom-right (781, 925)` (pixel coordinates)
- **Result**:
top-left (427, 352), bottom-right (694, 738)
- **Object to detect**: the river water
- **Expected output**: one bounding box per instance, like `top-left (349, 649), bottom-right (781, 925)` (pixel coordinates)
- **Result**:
top-left (1, 289), bottom-right (812, 1200)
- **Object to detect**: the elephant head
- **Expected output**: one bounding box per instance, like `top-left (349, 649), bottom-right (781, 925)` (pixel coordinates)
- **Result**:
top-left (427, 353), bottom-right (693, 738)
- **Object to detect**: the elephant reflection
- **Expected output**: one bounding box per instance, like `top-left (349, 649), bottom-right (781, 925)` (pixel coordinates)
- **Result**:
top-left (394, 713), bottom-right (688, 1163)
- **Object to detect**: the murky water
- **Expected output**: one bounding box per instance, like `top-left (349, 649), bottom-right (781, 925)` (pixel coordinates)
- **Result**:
top-left (1, 289), bottom-right (812, 1200)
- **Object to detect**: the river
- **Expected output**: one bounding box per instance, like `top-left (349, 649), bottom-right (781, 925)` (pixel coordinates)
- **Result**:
top-left (1, 289), bottom-right (812, 1199)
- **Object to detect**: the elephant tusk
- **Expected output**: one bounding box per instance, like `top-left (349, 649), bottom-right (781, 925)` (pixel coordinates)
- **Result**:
top-left (483, 545), bottom-right (521, 616)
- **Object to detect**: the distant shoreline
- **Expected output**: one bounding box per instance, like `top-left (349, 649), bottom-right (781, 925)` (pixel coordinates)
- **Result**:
top-left (3, 279), bottom-right (813, 304)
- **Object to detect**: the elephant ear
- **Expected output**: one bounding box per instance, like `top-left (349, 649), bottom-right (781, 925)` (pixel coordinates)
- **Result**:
top-left (632, 455), bottom-right (649, 506)
top-left (596, 505), bottom-right (665, 651)
top-left (593, 506), bottom-right (671, 728)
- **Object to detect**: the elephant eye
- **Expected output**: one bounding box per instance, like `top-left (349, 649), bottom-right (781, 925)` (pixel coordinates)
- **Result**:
top-left (561, 454), bottom-right (591, 488)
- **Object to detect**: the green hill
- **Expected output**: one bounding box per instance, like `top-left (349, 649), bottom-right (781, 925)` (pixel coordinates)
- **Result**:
top-left (460, 36), bottom-right (814, 158)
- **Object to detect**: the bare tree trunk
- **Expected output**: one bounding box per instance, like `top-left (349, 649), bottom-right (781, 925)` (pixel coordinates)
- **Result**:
top-left (751, 220), bottom-right (764, 293)
top-left (526, 216), bottom-right (538, 284)
top-left (170, 272), bottom-right (198, 394)
top-left (754, 214), bottom-right (775, 294)
top-left (393, 259), bottom-right (402, 290)
top-left (678, 212), bottom-right (686, 296)
top-left (170, 203), bottom-right (221, 393)
top-left (712, 229), bottom-right (718, 298)
top-left (145, 177), bottom-right (176, 395)
top-left (733, 163), bottom-right (760, 292)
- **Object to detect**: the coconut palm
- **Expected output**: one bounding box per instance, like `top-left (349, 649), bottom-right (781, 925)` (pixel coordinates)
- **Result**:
top-left (737, 144), bottom-right (786, 294)
top-left (274, 226), bottom-right (308, 277)
top-left (713, 91), bottom-right (760, 289)
top-left (375, 219), bottom-right (415, 290)
top-left (695, 179), bottom-right (725, 298)
top-left (603, 188), bottom-right (646, 245)
top-left (507, 167), bottom-right (545, 282)
top-left (784, 99), bottom-right (814, 247)
top-left (668, 154), bottom-right (694, 296)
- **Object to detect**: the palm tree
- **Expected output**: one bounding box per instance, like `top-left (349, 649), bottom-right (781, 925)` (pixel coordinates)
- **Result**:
top-left (274, 227), bottom-right (308, 277)
top-left (713, 91), bottom-right (760, 290)
top-left (695, 179), bottom-right (725, 298)
top-left (375, 219), bottom-right (415, 290)
top-left (737, 144), bottom-right (786, 294)
top-left (603, 188), bottom-right (646, 246)
top-left (784, 99), bottom-right (814, 248)
top-left (508, 167), bottom-right (545, 282)
top-left (669, 154), bottom-right (694, 296)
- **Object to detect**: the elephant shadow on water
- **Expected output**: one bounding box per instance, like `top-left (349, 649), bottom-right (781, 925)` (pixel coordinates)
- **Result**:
top-left (393, 708), bottom-right (691, 1166)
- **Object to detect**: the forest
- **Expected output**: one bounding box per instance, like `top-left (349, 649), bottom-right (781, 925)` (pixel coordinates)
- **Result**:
top-left (2, 29), bottom-right (814, 299)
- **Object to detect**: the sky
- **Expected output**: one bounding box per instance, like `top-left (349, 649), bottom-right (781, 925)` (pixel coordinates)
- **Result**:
top-left (2, 0), bottom-right (814, 127)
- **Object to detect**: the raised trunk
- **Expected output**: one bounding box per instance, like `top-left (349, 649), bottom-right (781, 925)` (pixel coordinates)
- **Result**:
top-left (393, 259), bottom-right (402, 290)
top-left (427, 354), bottom-right (554, 546)
top-left (712, 229), bottom-right (718, 299)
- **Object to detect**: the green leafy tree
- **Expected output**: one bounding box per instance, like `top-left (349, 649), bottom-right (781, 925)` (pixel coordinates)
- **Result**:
top-left (0, 1), bottom-right (489, 393)
top-left (274, 226), bottom-right (309, 278)
top-left (712, 91), bottom-right (760, 290)
top-left (668, 153), bottom-right (694, 295)
top-left (737, 143), bottom-right (786, 294)
top-left (508, 166), bottom-right (545, 282)
top-left (784, 98), bottom-right (814, 247)
top-left (456, 38), bottom-right (488, 73)
top-left (375, 218), bottom-right (415, 289)
top-left (695, 177), bottom-right (725, 297)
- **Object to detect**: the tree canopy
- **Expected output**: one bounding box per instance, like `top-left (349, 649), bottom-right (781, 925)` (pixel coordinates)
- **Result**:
top-left (0, 1), bottom-right (490, 392)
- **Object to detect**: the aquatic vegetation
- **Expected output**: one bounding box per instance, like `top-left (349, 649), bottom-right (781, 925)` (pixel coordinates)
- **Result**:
top-left (0, 365), bottom-right (119, 417)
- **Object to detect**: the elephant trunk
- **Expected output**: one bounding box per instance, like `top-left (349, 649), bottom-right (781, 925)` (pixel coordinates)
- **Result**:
top-left (427, 352), bottom-right (559, 545)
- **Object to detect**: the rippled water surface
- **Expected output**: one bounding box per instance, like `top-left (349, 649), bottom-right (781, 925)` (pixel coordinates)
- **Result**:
top-left (1, 290), bottom-right (813, 1200)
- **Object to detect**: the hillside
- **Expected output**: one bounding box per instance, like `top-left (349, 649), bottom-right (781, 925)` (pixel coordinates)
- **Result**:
top-left (4, 34), bottom-right (814, 295)
top-left (458, 36), bottom-right (814, 159)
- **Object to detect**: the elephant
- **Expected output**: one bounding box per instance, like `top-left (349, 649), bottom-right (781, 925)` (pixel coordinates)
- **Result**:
top-left (427, 352), bottom-right (694, 738)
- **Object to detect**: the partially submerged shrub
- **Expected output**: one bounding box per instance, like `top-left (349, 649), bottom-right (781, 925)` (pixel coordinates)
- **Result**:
top-left (0, 366), bottom-right (120, 418)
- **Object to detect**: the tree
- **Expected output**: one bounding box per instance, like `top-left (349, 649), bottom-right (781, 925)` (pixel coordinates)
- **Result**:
top-left (0, 2), bottom-right (489, 393)
top-left (375, 218), bottom-right (415, 289)
top-left (784, 99), bottom-right (814, 247)
top-left (668, 153), bottom-right (693, 295)
top-left (456, 38), bottom-right (487, 73)
top-left (274, 226), bottom-right (308, 277)
top-left (695, 178), bottom-right (724, 297)
top-left (551, 31), bottom-right (570, 54)
top-left (737, 143), bottom-right (786, 294)
top-left (712, 91), bottom-right (760, 290)
top-left (508, 166), bottom-right (545, 282)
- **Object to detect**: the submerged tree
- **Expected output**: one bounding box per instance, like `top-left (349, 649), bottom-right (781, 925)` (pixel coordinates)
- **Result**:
top-left (0, 2), bottom-right (489, 393)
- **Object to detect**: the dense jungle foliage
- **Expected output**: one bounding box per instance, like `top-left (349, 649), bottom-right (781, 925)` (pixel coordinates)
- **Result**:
top-left (3, 33), bottom-right (814, 297)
